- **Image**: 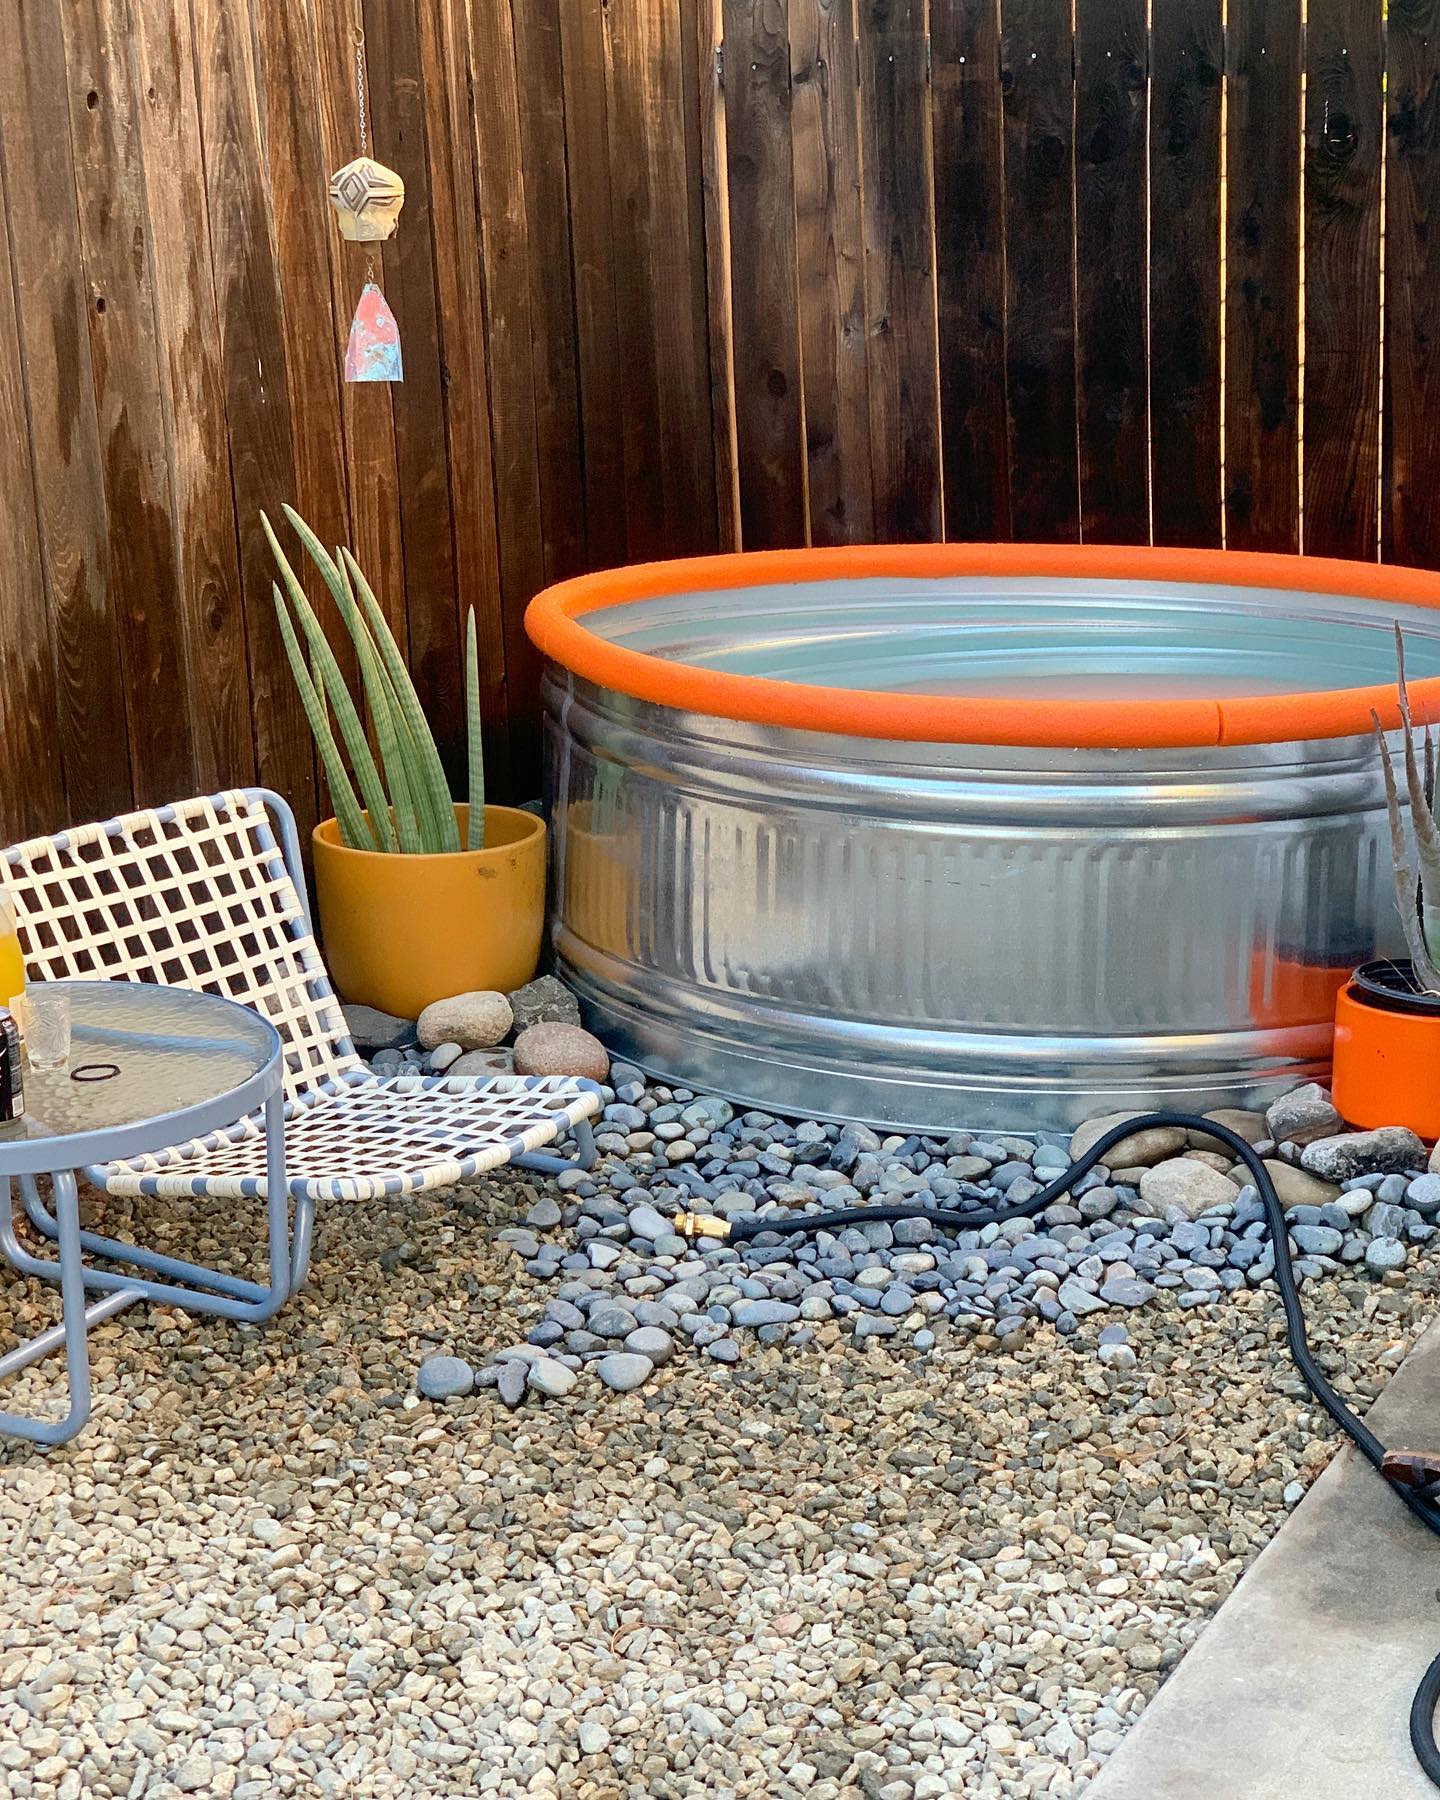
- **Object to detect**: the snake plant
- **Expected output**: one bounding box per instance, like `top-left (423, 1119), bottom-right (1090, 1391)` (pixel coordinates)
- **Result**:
top-left (264, 505), bottom-right (487, 854)
top-left (1375, 624), bottom-right (1440, 990)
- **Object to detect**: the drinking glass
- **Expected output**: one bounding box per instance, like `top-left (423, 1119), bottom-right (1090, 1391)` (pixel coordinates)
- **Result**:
top-left (22, 987), bottom-right (71, 1071)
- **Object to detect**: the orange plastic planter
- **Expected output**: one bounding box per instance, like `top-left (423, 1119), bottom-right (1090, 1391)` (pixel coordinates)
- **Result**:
top-left (1332, 973), bottom-right (1440, 1140)
top-left (312, 804), bottom-right (545, 1018)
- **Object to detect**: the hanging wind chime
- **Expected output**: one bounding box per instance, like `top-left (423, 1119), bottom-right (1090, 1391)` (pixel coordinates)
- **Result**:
top-left (329, 12), bottom-right (404, 382)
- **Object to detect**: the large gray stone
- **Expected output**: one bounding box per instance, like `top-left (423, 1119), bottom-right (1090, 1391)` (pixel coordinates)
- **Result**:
top-left (507, 974), bottom-right (582, 1034)
top-left (730, 1299), bottom-right (800, 1328)
top-left (1136, 1158), bottom-right (1239, 1220)
top-left (1300, 1127), bottom-right (1428, 1183)
top-left (526, 1358), bottom-right (577, 1398)
top-left (416, 1354), bottom-right (473, 1400)
top-left (1264, 1082), bottom-right (1342, 1146)
top-left (342, 1004), bottom-right (414, 1052)
top-left (596, 1353), bottom-right (654, 1393)
top-left (1055, 1277), bottom-right (1106, 1317)
top-left (446, 1046), bottom-right (515, 1078)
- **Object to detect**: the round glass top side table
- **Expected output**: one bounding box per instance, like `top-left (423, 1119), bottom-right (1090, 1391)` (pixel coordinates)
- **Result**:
top-left (0, 980), bottom-right (286, 1446)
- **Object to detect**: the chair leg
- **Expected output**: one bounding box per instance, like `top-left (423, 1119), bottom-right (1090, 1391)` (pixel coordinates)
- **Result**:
top-left (514, 1112), bottom-right (598, 1178)
top-left (0, 1171), bottom-right (105, 1446)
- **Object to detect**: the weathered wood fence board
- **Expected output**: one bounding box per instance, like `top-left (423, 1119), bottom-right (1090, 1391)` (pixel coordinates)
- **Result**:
top-left (0, 0), bottom-right (1437, 843)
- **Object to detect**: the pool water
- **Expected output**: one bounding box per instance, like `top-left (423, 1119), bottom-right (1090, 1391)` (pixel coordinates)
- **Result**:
top-left (583, 576), bottom-right (1440, 702)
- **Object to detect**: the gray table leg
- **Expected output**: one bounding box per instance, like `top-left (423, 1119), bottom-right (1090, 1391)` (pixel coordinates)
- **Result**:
top-left (0, 1170), bottom-right (113, 1446)
top-left (11, 1092), bottom-right (297, 1323)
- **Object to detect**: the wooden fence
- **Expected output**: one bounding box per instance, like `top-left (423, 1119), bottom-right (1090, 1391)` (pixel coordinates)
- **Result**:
top-left (0, 0), bottom-right (1434, 844)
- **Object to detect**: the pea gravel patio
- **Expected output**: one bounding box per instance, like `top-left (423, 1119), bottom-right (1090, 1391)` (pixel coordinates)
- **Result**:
top-left (2, 1163), bottom-right (1435, 1799)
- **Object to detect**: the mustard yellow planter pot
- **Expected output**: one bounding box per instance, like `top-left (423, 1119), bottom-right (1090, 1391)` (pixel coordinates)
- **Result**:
top-left (312, 804), bottom-right (545, 1018)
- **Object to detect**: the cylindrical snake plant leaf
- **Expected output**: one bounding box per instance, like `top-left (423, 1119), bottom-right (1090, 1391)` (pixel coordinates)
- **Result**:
top-left (465, 607), bottom-right (485, 850)
top-left (272, 583), bottom-right (375, 851)
top-left (336, 543), bottom-right (460, 853)
top-left (262, 511), bottom-right (398, 852)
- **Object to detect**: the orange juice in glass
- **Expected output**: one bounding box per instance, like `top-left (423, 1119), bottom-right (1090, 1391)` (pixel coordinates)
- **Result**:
top-left (0, 895), bottom-right (24, 1012)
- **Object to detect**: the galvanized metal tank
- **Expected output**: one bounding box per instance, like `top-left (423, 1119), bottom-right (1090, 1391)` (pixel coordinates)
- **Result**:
top-left (529, 548), bottom-right (1440, 1131)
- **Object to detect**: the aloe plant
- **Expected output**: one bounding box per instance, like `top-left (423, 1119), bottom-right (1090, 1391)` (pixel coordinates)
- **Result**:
top-left (265, 505), bottom-right (487, 854)
top-left (1375, 623), bottom-right (1440, 990)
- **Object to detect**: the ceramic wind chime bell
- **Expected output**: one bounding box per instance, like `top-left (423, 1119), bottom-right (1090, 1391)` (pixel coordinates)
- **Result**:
top-left (330, 22), bottom-right (403, 382)
top-left (329, 155), bottom-right (405, 241)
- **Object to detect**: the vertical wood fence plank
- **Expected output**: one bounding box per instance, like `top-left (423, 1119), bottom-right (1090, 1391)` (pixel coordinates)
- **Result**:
top-left (1225, 0), bottom-right (1302, 551)
top-left (604, 0), bottom-right (720, 562)
top-left (130, 0), bottom-right (254, 795)
top-left (420, 0), bottom-right (512, 794)
top-left (1385, 0), bottom-right (1440, 566)
top-left (0, 0), bottom-right (133, 825)
top-left (190, 0), bottom-right (316, 833)
top-left (724, 0), bottom-right (808, 548)
top-left (1304, 0), bottom-right (1382, 560)
top-left (511, 0), bottom-right (589, 591)
top-left (363, 0), bottom-right (465, 775)
top-left (308, 0), bottom-right (408, 648)
top-left (1074, 0), bottom-right (1149, 541)
top-left (63, 0), bottom-right (197, 804)
top-left (252, 0), bottom-right (355, 703)
top-left (558, 0), bottom-right (631, 571)
top-left (694, 0), bottom-right (744, 552)
top-left (0, 163), bottom-right (66, 839)
top-left (467, 0), bottom-right (550, 785)
top-left (1149, 0), bottom-right (1223, 547)
top-left (790, 0), bottom-right (873, 544)
top-left (1000, 0), bottom-right (1080, 541)
top-left (859, 0), bottom-right (943, 541)
top-left (932, 0), bottom-right (1011, 542)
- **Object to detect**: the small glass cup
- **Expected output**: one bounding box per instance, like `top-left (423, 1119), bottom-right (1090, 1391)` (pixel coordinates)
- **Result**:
top-left (21, 987), bottom-right (71, 1072)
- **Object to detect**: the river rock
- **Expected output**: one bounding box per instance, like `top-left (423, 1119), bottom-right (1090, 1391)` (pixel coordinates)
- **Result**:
top-left (416, 1354), bottom-right (473, 1400)
top-left (513, 1022), bottom-right (610, 1082)
top-left (1258, 1158), bottom-right (1341, 1210)
top-left (342, 1004), bottom-right (414, 1052)
top-left (1299, 1127), bottom-right (1427, 1183)
top-left (1136, 1158), bottom-right (1239, 1220)
top-left (508, 974), bottom-right (582, 1034)
top-left (1265, 1083), bottom-right (1342, 1146)
top-left (447, 1046), bottom-right (515, 1077)
top-left (417, 990), bottom-right (513, 1050)
top-left (597, 1353), bottom-right (654, 1393)
top-left (526, 1358), bottom-right (577, 1398)
top-left (1187, 1108), bottom-right (1268, 1149)
top-left (1069, 1113), bottom-right (1188, 1169)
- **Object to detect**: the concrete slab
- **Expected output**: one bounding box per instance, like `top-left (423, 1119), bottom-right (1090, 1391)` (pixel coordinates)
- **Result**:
top-left (1090, 1317), bottom-right (1440, 1800)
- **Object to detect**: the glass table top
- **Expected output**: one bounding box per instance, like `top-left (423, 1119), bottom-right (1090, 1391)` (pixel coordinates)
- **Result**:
top-left (2, 980), bottom-right (277, 1144)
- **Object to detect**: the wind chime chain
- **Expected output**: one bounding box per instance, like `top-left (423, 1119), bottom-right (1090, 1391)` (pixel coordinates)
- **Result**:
top-left (354, 23), bottom-right (368, 159)
top-left (353, 11), bottom-right (374, 284)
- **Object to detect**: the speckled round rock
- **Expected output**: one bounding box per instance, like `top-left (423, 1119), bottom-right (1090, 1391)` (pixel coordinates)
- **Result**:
top-left (507, 974), bottom-right (582, 1034)
top-left (417, 989), bottom-right (514, 1050)
top-left (513, 1021), bottom-right (609, 1082)
top-left (416, 1354), bottom-right (474, 1400)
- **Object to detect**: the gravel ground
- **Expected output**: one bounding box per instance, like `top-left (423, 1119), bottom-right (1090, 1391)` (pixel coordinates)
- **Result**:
top-left (1, 1156), bottom-right (1434, 1799)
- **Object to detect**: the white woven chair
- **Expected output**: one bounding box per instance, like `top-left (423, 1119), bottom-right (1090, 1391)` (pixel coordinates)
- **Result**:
top-left (0, 788), bottom-right (599, 1309)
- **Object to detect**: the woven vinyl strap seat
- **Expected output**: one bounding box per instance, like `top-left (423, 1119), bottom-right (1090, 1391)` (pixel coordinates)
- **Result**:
top-left (1, 790), bottom-right (600, 1203)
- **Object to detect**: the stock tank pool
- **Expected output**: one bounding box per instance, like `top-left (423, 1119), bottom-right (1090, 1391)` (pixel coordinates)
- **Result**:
top-left (526, 545), bottom-right (1440, 1131)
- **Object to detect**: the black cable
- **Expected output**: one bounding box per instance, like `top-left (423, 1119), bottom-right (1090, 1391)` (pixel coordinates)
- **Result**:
top-left (718, 1110), bottom-right (1440, 1786)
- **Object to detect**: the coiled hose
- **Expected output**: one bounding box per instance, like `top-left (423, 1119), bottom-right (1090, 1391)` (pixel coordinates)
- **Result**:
top-left (681, 1110), bottom-right (1440, 1785)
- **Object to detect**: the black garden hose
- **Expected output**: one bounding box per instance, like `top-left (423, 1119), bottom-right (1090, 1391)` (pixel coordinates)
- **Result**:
top-left (681, 1110), bottom-right (1440, 1787)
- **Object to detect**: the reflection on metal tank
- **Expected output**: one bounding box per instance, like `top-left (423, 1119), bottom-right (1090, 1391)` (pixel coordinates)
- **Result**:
top-left (538, 573), bottom-right (1431, 1130)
